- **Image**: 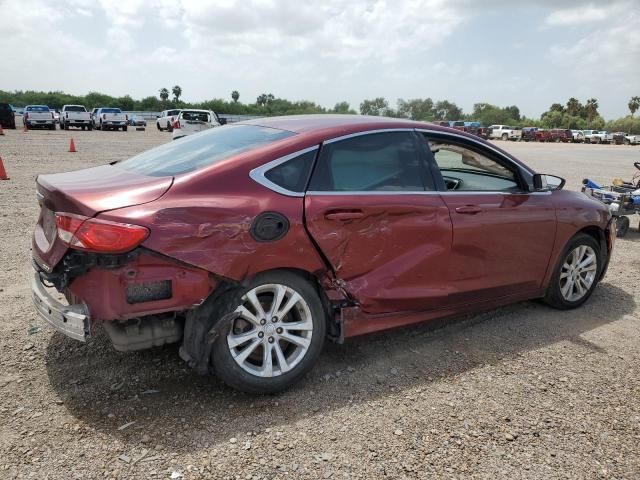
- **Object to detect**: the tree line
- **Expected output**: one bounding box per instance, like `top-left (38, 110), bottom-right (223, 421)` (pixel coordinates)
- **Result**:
top-left (1, 88), bottom-right (639, 133)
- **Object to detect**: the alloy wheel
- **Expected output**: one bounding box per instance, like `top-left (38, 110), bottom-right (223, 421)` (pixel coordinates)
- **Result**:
top-left (559, 245), bottom-right (597, 302)
top-left (227, 284), bottom-right (313, 378)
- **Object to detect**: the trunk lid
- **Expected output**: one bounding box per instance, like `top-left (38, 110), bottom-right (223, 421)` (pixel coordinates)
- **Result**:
top-left (33, 164), bottom-right (173, 270)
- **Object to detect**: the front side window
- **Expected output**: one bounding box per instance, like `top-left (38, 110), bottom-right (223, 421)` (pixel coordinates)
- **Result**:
top-left (309, 131), bottom-right (425, 192)
top-left (425, 137), bottom-right (520, 192)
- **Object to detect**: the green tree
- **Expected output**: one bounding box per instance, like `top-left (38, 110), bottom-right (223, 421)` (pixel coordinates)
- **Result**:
top-left (331, 101), bottom-right (356, 114)
top-left (231, 90), bottom-right (240, 103)
top-left (396, 98), bottom-right (434, 120)
top-left (433, 100), bottom-right (462, 120)
top-left (628, 96), bottom-right (640, 117)
top-left (159, 88), bottom-right (169, 103)
top-left (360, 97), bottom-right (390, 116)
top-left (172, 85), bottom-right (182, 103)
top-left (585, 98), bottom-right (599, 123)
top-left (566, 97), bottom-right (581, 117)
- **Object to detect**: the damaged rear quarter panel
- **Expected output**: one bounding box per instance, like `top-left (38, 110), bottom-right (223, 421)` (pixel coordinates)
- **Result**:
top-left (97, 142), bottom-right (328, 283)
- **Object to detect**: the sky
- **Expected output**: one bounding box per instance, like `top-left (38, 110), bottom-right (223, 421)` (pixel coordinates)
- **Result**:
top-left (1, 0), bottom-right (639, 119)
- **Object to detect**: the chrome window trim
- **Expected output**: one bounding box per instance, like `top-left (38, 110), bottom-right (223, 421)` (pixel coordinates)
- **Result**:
top-left (306, 190), bottom-right (552, 196)
top-left (323, 128), bottom-right (415, 144)
top-left (249, 145), bottom-right (319, 198)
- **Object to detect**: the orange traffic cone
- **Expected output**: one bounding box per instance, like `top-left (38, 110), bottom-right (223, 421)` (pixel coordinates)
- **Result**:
top-left (0, 157), bottom-right (9, 180)
top-left (69, 138), bottom-right (76, 153)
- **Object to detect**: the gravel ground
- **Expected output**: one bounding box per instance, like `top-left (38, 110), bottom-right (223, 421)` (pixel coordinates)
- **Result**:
top-left (0, 122), bottom-right (639, 479)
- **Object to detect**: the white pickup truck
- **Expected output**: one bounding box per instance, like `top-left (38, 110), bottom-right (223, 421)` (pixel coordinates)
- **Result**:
top-left (586, 130), bottom-right (612, 144)
top-left (60, 105), bottom-right (92, 130)
top-left (624, 133), bottom-right (640, 145)
top-left (156, 109), bottom-right (182, 132)
top-left (488, 125), bottom-right (521, 141)
top-left (23, 105), bottom-right (55, 130)
top-left (93, 107), bottom-right (128, 131)
top-left (172, 109), bottom-right (221, 140)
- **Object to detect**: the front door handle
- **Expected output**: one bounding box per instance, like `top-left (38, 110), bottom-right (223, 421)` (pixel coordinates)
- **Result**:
top-left (325, 210), bottom-right (364, 221)
top-left (455, 205), bottom-right (482, 214)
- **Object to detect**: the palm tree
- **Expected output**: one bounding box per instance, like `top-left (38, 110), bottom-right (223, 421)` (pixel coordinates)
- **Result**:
top-left (159, 88), bottom-right (169, 102)
top-left (566, 97), bottom-right (581, 117)
top-left (585, 98), bottom-right (599, 122)
top-left (171, 85), bottom-right (182, 103)
top-left (231, 90), bottom-right (240, 103)
top-left (629, 96), bottom-right (640, 117)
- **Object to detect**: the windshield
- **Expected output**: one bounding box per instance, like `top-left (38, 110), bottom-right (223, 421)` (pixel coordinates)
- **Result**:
top-left (66, 106), bottom-right (87, 112)
top-left (26, 106), bottom-right (49, 112)
top-left (117, 124), bottom-right (295, 176)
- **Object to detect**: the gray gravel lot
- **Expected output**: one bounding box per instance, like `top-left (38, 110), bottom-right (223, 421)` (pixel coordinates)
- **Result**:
top-left (0, 123), bottom-right (639, 479)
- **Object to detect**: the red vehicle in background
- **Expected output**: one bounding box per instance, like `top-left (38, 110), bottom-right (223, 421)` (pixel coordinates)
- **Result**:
top-left (31, 116), bottom-right (615, 393)
top-left (548, 129), bottom-right (573, 142)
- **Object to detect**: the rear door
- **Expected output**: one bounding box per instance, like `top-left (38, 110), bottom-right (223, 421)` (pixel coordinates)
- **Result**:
top-left (304, 130), bottom-right (453, 314)
top-left (418, 131), bottom-right (556, 305)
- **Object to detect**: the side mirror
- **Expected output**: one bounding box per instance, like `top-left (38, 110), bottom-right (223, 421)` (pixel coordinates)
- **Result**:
top-left (156, 115), bottom-right (160, 118)
top-left (218, 118), bottom-right (227, 125)
top-left (533, 173), bottom-right (565, 191)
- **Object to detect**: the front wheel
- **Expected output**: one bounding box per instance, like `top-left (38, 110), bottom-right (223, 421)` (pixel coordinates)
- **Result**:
top-left (543, 233), bottom-right (601, 309)
top-left (501, 133), bottom-right (508, 141)
top-left (210, 271), bottom-right (326, 394)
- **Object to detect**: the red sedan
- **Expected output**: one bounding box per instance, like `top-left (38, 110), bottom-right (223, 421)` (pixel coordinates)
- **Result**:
top-left (32, 115), bottom-right (615, 393)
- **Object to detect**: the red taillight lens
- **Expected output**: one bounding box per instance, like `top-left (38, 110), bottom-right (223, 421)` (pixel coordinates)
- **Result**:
top-left (174, 120), bottom-right (180, 129)
top-left (55, 213), bottom-right (149, 253)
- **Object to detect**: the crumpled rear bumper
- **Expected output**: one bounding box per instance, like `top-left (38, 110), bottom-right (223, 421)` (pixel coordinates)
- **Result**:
top-left (31, 271), bottom-right (89, 342)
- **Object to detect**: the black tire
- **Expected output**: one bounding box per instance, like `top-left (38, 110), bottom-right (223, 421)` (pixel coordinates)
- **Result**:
top-left (88, 124), bottom-right (93, 131)
top-left (167, 122), bottom-right (173, 133)
top-left (616, 216), bottom-right (630, 238)
top-left (210, 270), bottom-right (327, 394)
top-left (156, 122), bottom-right (162, 131)
top-left (501, 133), bottom-right (508, 141)
top-left (542, 233), bottom-right (602, 310)
top-left (123, 126), bottom-right (128, 131)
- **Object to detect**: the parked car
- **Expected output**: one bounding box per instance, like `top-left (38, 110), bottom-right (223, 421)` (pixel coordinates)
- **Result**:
top-left (60, 105), bottom-right (93, 130)
top-left (590, 131), bottom-right (613, 144)
top-left (93, 107), bottom-right (128, 131)
top-left (570, 130), bottom-right (584, 143)
top-left (52, 110), bottom-right (60, 124)
top-left (521, 127), bottom-right (538, 142)
top-left (548, 129), bottom-right (572, 143)
top-left (488, 125), bottom-right (521, 141)
top-left (128, 114), bottom-right (147, 129)
top-left (31, 116), bottom-right (615, 394)
top-left (172, 109), bottom-right (221, 140)
top-left (623, 133), bottom-right (640, 145)
top-left (0, 102), bottom-right (16, 129)
top-left (156, 109), bottom-right (182, 132)
top-left (23, 105), bottom-right (55, 130)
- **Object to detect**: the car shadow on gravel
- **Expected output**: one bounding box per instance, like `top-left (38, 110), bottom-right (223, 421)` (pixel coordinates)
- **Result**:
top-left (45, 282), bottom-right (635, 451)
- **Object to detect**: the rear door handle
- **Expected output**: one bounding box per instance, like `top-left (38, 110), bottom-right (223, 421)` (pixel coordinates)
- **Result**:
top-left (325, 210), bottom-right (364, 221)
top-left (455, 205), bottom-right (482, 214)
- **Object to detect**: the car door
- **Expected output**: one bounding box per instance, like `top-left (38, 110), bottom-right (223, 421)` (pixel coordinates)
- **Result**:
top-left (304, 130), bottom-right (453, 315)
top-left (418, 131), bottom-right (557, 305)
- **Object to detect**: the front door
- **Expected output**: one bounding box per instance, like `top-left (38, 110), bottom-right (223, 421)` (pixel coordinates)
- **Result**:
top-left (304, 130), bottom-right (453, 314)
top-left (419, 132), bottom-right (557, 304)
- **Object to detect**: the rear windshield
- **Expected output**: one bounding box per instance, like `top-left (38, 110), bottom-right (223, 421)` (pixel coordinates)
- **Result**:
top-left (26, 106), bottom-right (49, 112)
top-left (182, 111), bottom-right (210, 122)
top-left (0, 103), bottom-right (11, 111)
top-left (66, 106), bottom-right (86, 112)
top-left (117, 124), bottom-right (295, 176)
top-left (101, 108), bottom-right (122, 113)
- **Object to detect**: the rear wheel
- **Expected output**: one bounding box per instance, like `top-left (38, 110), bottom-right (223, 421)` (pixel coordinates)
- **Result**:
top-left (123, 126), bottom-right (127, 131)
top-left (543, 233), bottom-right (601, 309)
top-left (167, 122), bottom-right (174, 133)
top-left (211, 271), bottom-right (326, 394)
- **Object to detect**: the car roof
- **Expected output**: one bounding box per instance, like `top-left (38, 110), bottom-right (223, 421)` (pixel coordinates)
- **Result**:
top-left (238, 114), bottom-right (456, 136)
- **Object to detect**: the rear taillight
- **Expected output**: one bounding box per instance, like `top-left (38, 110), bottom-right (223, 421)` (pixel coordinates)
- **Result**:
top-left (125, 114), bottom-right (128, 121)
top-left (174, 120), bottom-right (180, 129)
top-left (65, 112), bottom-right (68, 118)
top-left (55, 213), bottom-right (149, 254)
top-left (102, 114), bottom-right (106, 120)
top-left (51, 112), bottom-right (54, 119)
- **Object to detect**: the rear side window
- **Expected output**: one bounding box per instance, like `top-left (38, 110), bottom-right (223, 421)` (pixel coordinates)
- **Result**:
top-left (309, 131), bottom-right (426, 192)
top-left (117, 124), bottom-right (295, 176)
top-left (264, 150), bottom-right (316, 193)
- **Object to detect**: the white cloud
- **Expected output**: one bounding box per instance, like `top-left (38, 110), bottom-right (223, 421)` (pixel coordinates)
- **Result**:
top-left (545, 5), bottom-right (609, 26)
